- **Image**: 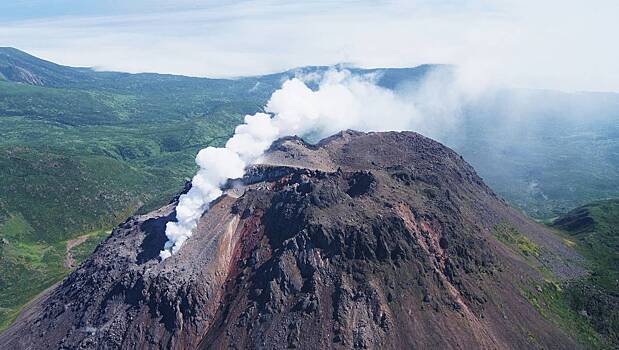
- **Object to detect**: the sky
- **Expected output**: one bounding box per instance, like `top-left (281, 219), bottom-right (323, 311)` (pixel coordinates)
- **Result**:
top-left (0, 0), bottom-right (618, 92)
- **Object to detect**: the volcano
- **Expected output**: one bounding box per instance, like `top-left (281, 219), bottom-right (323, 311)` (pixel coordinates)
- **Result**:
top-left (0, 131), bottom-right (585, 349)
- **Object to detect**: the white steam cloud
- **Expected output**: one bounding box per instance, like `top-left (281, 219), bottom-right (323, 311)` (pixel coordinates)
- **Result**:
top-left (160, 68), bottom-right (466, 259)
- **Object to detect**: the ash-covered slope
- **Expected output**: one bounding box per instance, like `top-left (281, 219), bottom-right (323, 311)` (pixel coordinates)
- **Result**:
top-left (0, 131), bottom-right (584, 349)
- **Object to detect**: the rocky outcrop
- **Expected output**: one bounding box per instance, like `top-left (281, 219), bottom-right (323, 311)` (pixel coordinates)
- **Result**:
top-left (0, 65), bottom-right (45, 85)
top-left (0, 131), bottom-right (585, 349)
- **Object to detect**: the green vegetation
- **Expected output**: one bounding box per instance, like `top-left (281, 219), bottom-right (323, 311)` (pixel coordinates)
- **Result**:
top-left (551, 199), bottom-right (619, 346)
top-left (493, 219), bottom-right (617, 349)
top-left (553, 199), bottom-right (619, 292)
top-left (0, 221), bottom-right (109, 330)
top-left (0, 214), bottom-right (67, 330)
top-left (493, 222), bottom-right (542, 259)
top-left (71, 229), bottom-right (110, 265)
top-left (523, 280), bottom-right (609, 349)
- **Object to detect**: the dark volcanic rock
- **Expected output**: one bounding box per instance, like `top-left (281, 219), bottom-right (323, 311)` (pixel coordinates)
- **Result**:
top-left (0, 131), bottom-right (585, 349)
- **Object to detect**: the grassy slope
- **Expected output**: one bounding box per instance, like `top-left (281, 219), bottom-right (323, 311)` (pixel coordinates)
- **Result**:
top-left (70, 229), bottom-right (111, 265)
top-left (492, 223), bottom-right (608, 348)
top-left (553, 199), bottom-right (619, 346)
top-left (493, 199), bottom-right (619, 349)
top-left (553, 199), bottom-right (619, 290)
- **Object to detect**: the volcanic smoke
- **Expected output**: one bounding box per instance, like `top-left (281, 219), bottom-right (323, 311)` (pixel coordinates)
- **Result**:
top-left (160, 68), bottom-right (454, 259)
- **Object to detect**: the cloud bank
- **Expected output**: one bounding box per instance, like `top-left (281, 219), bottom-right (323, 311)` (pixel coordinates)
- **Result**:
top-left (0, 0), bottom-right (618, 92)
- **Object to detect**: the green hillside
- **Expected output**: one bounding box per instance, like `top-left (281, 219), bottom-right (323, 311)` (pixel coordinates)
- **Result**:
top-left (550, 199), bottom-right (619, 347)
top-left (554, 199), bottom-right (619, 292)
top-left (493, 199), bottom-right (619, 349)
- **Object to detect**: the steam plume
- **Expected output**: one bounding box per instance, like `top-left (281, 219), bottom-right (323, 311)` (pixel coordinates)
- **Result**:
top-left (160, 68), bottom-right (461, 259)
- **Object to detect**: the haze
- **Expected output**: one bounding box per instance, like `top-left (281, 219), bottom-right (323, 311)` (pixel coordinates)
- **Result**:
top-left (1, 0), bottom-right (618, 92)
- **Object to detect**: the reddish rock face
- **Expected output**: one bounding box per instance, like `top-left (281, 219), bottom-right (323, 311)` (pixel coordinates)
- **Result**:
top-left (0, 131), bottom-right (585, 349)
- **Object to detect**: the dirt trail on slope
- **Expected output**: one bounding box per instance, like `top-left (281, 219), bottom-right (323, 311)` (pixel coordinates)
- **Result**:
top-left (64, 235), bottom-right (90, 269)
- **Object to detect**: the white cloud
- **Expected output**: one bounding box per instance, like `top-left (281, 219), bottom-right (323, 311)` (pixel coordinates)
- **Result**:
top-left (0, 0), bottom-right (617, 91)
top-left (161, 67), bottom-right (469, 258)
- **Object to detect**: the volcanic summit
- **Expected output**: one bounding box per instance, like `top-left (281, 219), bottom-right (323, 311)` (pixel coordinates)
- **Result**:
top-left (0, 131), bottom-right (585, 349)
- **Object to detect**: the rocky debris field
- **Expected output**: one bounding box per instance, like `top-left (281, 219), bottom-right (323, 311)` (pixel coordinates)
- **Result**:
top-left (0, 131), bottom-right (586, 349)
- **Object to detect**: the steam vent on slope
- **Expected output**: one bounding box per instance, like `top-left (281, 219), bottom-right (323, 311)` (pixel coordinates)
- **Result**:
top-left (0, 131), bottom-right (586, 349)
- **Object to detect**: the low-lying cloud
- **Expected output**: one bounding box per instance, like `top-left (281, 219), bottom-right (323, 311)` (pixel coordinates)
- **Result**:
top-left (1, 0), bottom-right (618, 92)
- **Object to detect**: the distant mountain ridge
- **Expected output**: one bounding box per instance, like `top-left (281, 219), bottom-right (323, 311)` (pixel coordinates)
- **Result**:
top-left (0, 47), bottom-right (444, 90)
top-left (0, 47), bottom-right (97, 86)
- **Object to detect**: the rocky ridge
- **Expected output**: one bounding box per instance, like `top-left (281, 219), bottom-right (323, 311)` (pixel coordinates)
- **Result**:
top-left (0, 131), bottom-right (584, 349)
